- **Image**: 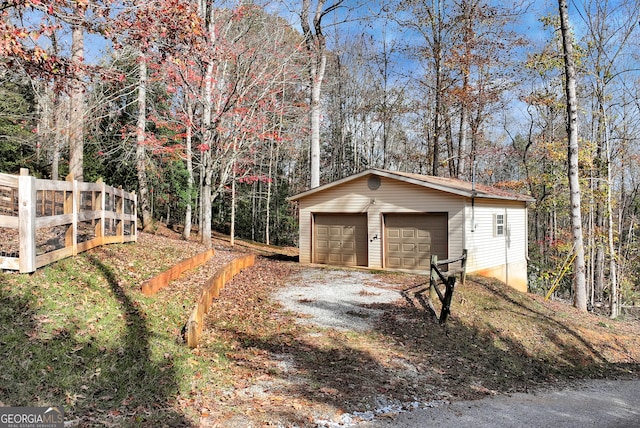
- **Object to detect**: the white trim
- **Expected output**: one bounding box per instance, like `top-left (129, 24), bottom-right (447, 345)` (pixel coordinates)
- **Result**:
top-left (494, 213), bottom-right (505, 237)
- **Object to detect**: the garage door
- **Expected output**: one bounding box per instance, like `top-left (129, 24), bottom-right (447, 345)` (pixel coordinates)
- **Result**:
top-left (385, 213), bottom-right (448, 270)
top-left (314, 214), bottom-right (368, 267)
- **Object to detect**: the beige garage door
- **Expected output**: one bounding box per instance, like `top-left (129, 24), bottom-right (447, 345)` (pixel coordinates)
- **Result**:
top-left (385, 213), bottom-right (448, 270)
top-left (314, 214), bottom-right (368, 267)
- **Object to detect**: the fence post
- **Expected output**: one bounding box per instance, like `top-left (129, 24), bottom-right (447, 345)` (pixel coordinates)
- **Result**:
top-left (116, 187), bottom-right (124, 242)
top-left (429, 254), bottom-right (438, 302)
top-left (65, 174), bottom-right (78, 255)
top-left (439, 276), bottom-right (456, 325)
top-left (187, 316), bottom-right (199, 348)
top-left (18, 169), bottom-right (36, 273)
top-left (461, 249), bottom-right (468, 285)
top-left (132, 192), bottom-right (138, 240)
top-left (95, 179), bottom-right (105, 242)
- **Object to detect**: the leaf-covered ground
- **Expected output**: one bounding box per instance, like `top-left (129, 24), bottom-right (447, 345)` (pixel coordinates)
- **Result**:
top-left (1, 227), bottom-right (639, 427)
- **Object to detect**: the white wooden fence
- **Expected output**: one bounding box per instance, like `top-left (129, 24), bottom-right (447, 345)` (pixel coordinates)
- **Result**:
top-left (0, 169), bottom-right (137, 273)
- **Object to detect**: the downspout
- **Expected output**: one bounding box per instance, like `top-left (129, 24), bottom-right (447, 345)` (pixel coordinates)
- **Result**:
top-left (471, 160), bottom-right (476, 232)
top-left (505, 209), bottom-right (509, 287)
top-left (467, 161), bottom-right (476, 276)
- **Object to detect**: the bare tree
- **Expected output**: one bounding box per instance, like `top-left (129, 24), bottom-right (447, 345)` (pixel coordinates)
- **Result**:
top-left (68, 4), bottom-right (86, 181)
top-left (579, 0), bottom-right (640, 316)
top-left (182, 98), bottom-right (195, 240)
top-left (191, 3), bottom-right (305, 246)
top-left (300, 0), bottom-right (345, 188)
top-left (135, 53), bottom-right (154, 230)
top-left (558, 0), bottom-right (587, 311)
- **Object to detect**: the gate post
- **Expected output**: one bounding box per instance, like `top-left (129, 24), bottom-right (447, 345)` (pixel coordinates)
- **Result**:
top-left (65, 174), bottom-right (78, 255)
top-left (18, 169), bottom-right (36, 273)
top-left (429, 254), bottom-right (438, 302)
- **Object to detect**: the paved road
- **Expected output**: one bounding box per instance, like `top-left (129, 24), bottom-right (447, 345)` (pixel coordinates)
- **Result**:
top-left (359, 379), bottom-right (640, 428)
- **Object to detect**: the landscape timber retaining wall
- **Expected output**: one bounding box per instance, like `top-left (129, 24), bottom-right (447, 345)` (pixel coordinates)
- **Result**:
top-left (141, 249), bottom-right (215, 296)
top-left (186, 254), bottom-right (256, 348)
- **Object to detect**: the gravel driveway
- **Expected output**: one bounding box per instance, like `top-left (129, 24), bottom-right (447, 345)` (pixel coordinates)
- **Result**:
top-left (274, 267), bottom-right (404, 331)
top-left (273, 267), bottom-right (640, 428)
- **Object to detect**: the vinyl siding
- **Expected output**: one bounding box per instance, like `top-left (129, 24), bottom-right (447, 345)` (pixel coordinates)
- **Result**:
top-left (463, 198), bottom-right (528, 290)
top-left (297, 175), bottom-right (465, 269)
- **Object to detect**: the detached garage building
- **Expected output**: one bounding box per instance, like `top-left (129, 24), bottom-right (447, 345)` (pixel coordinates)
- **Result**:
top-left (289, 169), bottom-right (535, 292)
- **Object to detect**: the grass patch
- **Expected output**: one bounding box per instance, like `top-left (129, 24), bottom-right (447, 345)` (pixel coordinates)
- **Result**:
top-left (1, 257), bottom-right (187, 425)
top-left (0, 234), bottom-right (222, 426)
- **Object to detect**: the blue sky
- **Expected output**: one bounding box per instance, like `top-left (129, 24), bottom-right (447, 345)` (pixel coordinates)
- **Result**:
top-left (22, 0), bottom-right (560, 67)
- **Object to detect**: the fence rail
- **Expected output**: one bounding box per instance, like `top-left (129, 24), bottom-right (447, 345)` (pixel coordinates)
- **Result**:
top-left (0, 169), bottom-right (137, 273)
top-left (429, 250), bottom-right (468, 325)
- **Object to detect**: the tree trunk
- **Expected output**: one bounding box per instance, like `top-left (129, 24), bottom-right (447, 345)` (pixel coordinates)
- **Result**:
top-left (594, 101), bottom-right (606, 304)
top-left (432, 49), bottom-right (442, 177)
top-left (136, 54), bottom-right (153, 230)
top-left (68, 18), bottom-right (84, 182)
top-left (606, 128), bottom-right (618, 318)
top-left (201, 167), bottom-right (212, 248)
top-left (198, 1), bottom-right (215, 248)
top-left (458, 100), bottom-right (469, 178)
top-left (198, 162), bottom-right (205, 239)
top-left (301, 0), bottom-right (335, 189)
top-left (309, 62), bottom-right (324, 188)
top-left (200, 58), bottom-right (214, 248)
top-left (431, 0), bottom-right (445, 177)
top-left (265, 138), bottom-right (274, 246)
top-left (230, 170), bottom-right (236, 247)
top-left (43, 33), bottom-right (62, 181)
top-left (558, 0), bottom-right (587, 311)
top-left (50, 88), bottom-right (63, 181)
top-left (52, 140), bottom-right (61, 180)
top-left (183, 100), bottom-right (194, 240)
top-left (456, 0), bottom-right (472, 179)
